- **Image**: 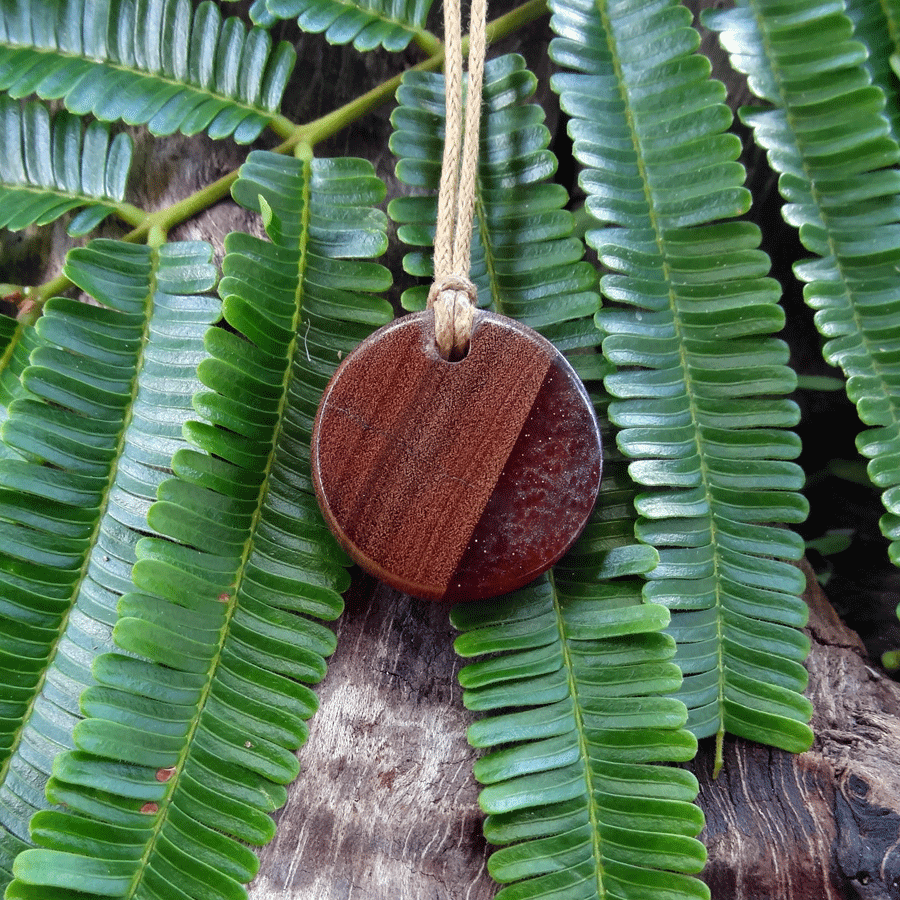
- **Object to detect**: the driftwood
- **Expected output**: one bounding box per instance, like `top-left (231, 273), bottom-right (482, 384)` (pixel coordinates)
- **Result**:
top-left (697, 564), bottom-right (900, 900)
top-left (251, 579), bottom-right (494, 900)
top-left (243, 563), bottom-right (900, 900)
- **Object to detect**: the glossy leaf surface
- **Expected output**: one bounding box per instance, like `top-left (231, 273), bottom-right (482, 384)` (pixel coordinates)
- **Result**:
top-left (390, 53), bottom-right (601, 353)
top-left (706, 0), bottom-right (900, 567)
top-left (453, 376), bottom-right (709, 900)
top-left (260, 0), bottom-right (434, 51)
top-left (0, 97), bottom-right (131, 232)
top-left (550, 0), bottom-right (813, 767)
top-left (0, 239), bottom-right (218, 891)
top-left (8, 150), bottom-right (392, 900)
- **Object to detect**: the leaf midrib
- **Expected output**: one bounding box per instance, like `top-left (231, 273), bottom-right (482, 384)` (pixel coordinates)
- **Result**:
top-left (0, 181), bottom-right (114, 204)
top-left (549, 568), bottom-right (607, 900)
top-left (474, 187), bottom-right (506, 317)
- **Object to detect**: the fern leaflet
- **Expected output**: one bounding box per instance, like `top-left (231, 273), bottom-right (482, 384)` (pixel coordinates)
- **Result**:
top-left (0, 97), bottom-right (131, 234)
top-left (844, 0), bottom-right (900, 139)
top-left (258, 0), bottom-right (435, 51)
top-left (390, 53), bottom-right (601, 352)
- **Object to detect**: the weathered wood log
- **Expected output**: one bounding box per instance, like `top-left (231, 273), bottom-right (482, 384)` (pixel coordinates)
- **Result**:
top-left (249, 578), bottom-right (494, 899)
top-left (245, 563), bottom-right (900, 900)
top-left (697, 564), bottom-right (900, 900)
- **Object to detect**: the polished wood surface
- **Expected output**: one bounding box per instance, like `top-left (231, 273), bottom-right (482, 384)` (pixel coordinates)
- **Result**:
top-left (311, 310), bottom-right (602, 601)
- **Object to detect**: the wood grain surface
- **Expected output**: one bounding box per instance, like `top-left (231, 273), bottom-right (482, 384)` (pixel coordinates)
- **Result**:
top-left (246, 563), bottom-right (900, 900)
top-left (312, 310), bottom-right (602, 602)
top-left (249, 578), bottom-right (495, 900)
top-left (695, 564), bottom-right (900, 900)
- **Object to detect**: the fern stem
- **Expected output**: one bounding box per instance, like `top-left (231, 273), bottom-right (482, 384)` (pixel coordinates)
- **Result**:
top-left (485, 0), bottom-right (548, 43)
top-left (549, 568), bottom-right (608, 900)
top-left (294, 69), bottom-right (423, 148)
top-left (266, 113), bottom-right (299, 141)
top-left (24, 274), bottom-right (71, 320)
top-left (137, 171), bottom-right (239, 239)
top-left (113, 201), bottom-right (153, 229)
top-left (284, 0), bottom-right (548, 149)
top-left (412, 29), bottom-right (444, 57)
top-left (24, 170), bottom-right (236, 315)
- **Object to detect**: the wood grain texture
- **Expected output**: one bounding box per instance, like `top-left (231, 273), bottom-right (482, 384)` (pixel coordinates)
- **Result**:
top-left (696, 562), bottom-right (900, 900)
top-left (244, 564), bottom-right (900, 900)
top-left (249, 579), bottom-right (495, 900)
top-left (312, 310), bottom-right (602, 602)
top-left (247, 563), bottom-right (900, 900)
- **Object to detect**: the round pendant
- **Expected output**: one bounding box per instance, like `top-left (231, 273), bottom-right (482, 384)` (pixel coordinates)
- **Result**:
top-left (311, 309), bottom-right (602, 602)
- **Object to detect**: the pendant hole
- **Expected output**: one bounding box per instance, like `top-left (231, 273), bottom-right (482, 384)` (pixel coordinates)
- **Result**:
top-left (447, 343), bottom-right (470, 363)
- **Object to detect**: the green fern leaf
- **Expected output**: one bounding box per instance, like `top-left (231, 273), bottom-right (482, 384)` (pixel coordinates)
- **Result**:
top-left (9, 150), bottom-right (392, 900)
top-left (391, 51), bottom-right (705, 897)
top-left (453, 378), bottom-right (708, 900)
top-left (706, 0), bottom-right (900, 568)
top-left (549, 0), bottom-right (813, 767)
top-left (389, 53), bottom-right (601, 352)
top-left (0, 239), bottom-right (217, 890)
top-left (0, 0), bottom-right (295, 144)
top-left (0, 97), bottom-right (131, 233)
top-left (261, 0), bottom-right (434, 51)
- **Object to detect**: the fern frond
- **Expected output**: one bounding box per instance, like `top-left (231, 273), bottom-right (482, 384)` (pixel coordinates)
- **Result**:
top-left (453, 377), bottom-right (708, 900)
top-left (260, 0), bottom-right (435, 51)
top-left (389, 53), bottom-right (601, 352)
top-left (0, 0), bottom-right (295, 144)
top-left (9, 150), bottom-right (393, 900)
top-left (390, 53), bottom-right (705, 895)
top-left (0, 239), bottom-right (217, 890)
top-left (549, 0), bottom-right (813, 768)
top-left (706, 0), bottom-right (900, 568)
top-left (0, 97), bottom-right (131, 233)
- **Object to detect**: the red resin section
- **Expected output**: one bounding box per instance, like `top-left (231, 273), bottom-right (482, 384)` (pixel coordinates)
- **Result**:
top-left (311, 310), bottom-right (602, 602)
top-left (444, 357), bottom-right (602, 601)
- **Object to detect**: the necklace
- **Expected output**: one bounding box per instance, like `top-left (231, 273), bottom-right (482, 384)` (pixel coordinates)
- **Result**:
top-left (310, 0), bottom-right (602, 602)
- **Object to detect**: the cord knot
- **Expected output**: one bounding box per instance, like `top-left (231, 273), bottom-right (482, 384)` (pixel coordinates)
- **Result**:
top-left (427, 275), bottom-right (478, 361)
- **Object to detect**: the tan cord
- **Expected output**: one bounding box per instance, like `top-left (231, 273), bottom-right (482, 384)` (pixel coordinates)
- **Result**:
top-left (428, 0), bottom-right (488, 360)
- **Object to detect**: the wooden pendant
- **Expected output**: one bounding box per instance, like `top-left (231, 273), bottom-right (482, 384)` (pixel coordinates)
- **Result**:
top-left (311, 310), bottom-right (602, 602)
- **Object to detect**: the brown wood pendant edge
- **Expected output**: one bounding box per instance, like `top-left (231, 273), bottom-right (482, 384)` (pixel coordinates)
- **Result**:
top-left (310, 310), bottom-right (552, 600)
top-left (310, 310), bottom-right (603, 602)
